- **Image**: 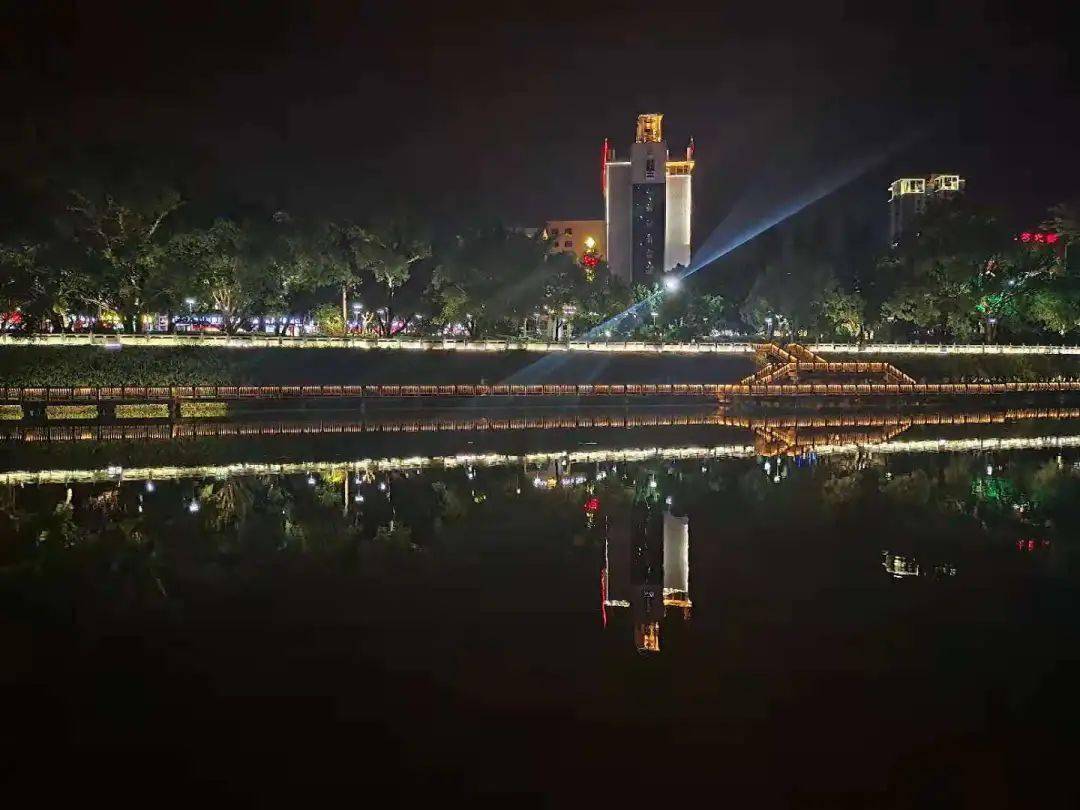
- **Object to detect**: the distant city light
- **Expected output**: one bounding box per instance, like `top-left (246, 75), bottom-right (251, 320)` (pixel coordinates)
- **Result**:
top-left (145, 481), bottom-right (155, 492)
top-left (187, 499), bottom-right (200, 513)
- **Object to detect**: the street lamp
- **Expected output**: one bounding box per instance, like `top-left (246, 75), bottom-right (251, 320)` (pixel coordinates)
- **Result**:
top-left (663, 275), bottom-right (680, 292)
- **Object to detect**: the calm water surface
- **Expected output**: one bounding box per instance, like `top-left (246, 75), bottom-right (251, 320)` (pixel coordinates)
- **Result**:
top-left (4, 405), bottom-right (1080, 805)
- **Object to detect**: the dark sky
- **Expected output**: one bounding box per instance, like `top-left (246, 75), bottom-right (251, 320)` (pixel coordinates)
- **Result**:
top-left (3, 1), bottom-right (1079, 240)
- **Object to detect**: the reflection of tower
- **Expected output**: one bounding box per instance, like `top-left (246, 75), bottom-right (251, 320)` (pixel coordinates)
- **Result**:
top-left (603, 501), bottom-right (691, 654)
top-left (663, 511), bottom-right (691, 616)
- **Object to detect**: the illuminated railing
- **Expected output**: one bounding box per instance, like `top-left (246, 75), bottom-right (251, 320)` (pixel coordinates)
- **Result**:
top-left (6, 333), bottom-right (1080, 355)
top-left (4, 380), bottom-right (1080, 403)
top-left (4, 433), bottom-right (1080, 486)
top-left (4, 406), bottom-right (1079, 443)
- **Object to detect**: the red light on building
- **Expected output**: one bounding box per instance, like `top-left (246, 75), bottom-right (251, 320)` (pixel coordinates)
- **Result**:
top-left (584, 497), bottom-right (600, 513)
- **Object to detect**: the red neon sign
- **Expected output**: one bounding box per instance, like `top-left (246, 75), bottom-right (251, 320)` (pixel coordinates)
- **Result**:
top-left (1019, 232), bottom-right (1061, 245)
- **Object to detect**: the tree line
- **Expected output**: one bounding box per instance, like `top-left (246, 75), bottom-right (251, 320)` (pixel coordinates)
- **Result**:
top-left (1, 182), bottom-right (1078, 342)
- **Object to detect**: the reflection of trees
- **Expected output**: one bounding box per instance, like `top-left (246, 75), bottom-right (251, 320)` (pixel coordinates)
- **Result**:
top-left (4, 454), bottom-right (1080, 613)
top-left (206, 477), bottom-right (258, 530)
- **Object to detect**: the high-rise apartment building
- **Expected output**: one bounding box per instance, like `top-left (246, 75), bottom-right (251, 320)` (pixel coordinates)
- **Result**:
top-left (888, 173), bottom-right (965, 244)
top-left (604, 113), bottom-right (694, 286)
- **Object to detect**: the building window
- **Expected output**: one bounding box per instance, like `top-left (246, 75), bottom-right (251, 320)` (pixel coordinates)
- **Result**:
top-left (564, 241), bottom-right (573, 248)
top-left (549, 227), bottom-right (559, 235)
top-left (564, 227), bottom-right (573, 234)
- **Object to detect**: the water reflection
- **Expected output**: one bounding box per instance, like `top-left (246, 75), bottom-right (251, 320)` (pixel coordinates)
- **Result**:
top-left (4, 425), bottom-right (1080, 654)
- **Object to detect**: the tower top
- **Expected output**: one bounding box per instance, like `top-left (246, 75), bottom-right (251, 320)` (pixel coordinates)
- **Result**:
top-left (635, 113), bottom-right (663, 144)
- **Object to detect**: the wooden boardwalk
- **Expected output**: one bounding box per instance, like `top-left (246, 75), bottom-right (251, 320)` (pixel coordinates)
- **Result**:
top-left (3, 379), bottom-right (1080, 404)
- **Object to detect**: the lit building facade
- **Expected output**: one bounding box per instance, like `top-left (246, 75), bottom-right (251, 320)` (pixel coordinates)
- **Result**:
top-left (888, 173), bottom-right (965, 244)
top-left (542, 220), bottom-right (606, 263)
top-left (604, 114), bottom-right (694, 286)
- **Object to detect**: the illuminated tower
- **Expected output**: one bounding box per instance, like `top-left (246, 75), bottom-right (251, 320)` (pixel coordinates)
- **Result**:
top-left (603, 114), bottom-right (695, 286)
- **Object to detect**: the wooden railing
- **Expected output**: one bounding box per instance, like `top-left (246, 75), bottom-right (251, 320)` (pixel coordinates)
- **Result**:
top-left (4, 381), bottom-right (1080, 403)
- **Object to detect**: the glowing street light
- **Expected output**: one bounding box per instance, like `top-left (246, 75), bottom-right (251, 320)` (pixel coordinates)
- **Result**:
top-left (663, 275), bottom-right (680, 292)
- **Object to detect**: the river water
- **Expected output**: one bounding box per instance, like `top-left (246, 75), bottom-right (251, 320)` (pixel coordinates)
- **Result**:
top-left (4, 404), bottom-right (1080, 805)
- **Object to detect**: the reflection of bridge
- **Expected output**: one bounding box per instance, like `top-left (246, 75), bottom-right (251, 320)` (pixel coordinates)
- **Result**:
top-left (5, 428), bottom-right (1080, 486)
top-left (6, 406), bottom-right (1080, 454)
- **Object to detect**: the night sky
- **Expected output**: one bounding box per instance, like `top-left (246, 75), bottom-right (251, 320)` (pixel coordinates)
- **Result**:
top-left (3, 1), bottom-right (1079, 240)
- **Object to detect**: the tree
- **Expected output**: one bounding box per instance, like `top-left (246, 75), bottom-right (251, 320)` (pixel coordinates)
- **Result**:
top-left (169, 219), bottom-right (283, 334)
top-left (878, 198), bottom-right (1009, 341)
top-left (64, 188), bottom-right (183, 330)
top-left (1020, 276), bottom-right (1080, 337)
top-left (815, 285), bottom-right (868, 340)
top-left (312, 219), bottom-right (433, 337)
top-left (0, 242), bottom-right (48, 332)
top-left (740, 258), bottom-right (837, 338)
top-left (1045, 200), bottom-right (1080, 245)
top-left (349, 220), bottom-right (432, 337)
top-left (433, 226), bottom-right (554, 338)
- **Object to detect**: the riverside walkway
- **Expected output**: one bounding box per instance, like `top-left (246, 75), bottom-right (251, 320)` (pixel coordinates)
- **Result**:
top-left (5, 333), bottom-right (1080, 355)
